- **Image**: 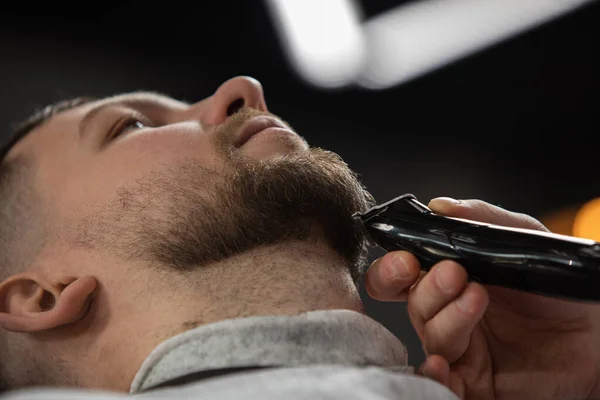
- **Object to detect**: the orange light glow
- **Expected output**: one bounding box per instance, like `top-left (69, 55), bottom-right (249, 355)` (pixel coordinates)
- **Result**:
top-left (573, 198), bottom-right (600, 241)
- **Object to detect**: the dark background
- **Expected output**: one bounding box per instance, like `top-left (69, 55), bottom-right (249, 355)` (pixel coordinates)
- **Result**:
top-left (1, 0), bottom-right (598, 368)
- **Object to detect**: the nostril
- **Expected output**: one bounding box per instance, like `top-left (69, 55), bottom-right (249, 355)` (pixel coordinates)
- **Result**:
top-left (226, 98), bottom-right (245, 116)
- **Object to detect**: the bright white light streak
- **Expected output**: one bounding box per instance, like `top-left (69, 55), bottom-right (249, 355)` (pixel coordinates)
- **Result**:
top-left (264, 0), bottom-right (365, 88)
top-left (357, 0), bottom-right (596, 89)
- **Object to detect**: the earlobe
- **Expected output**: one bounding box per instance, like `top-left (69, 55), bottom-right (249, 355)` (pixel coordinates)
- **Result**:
top-left (0, 274), bottom-right (97, 333)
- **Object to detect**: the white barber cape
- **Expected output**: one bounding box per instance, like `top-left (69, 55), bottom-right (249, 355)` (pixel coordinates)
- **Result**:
top-left (0, 310), bottom-right (459, 399)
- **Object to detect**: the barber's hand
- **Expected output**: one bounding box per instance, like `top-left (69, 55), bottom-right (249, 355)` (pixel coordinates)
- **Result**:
top-left (365, 198), bottom-right (600, 400)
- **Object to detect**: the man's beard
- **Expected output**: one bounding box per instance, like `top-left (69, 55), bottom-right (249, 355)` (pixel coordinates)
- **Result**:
top-left (74, 109), bottom-right (376, 284)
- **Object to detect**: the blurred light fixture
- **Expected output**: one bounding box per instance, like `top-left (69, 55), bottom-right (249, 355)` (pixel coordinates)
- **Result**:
top-left (573, 198), bottom-right (600, 241)
top-left (265, 0), bottom-right (596, 90)
top-left (263, 0), bottom-right (365, 88)
top-left (357, 0), bottom-right (595, 89)
top-left (540, 197), bottom-right (600, 242)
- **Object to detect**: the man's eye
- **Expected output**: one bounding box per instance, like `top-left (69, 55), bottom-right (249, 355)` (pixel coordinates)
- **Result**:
top-left (113, 119), bottom-right (148, 138)
top-left (125, 120), bottom-right (146, 131)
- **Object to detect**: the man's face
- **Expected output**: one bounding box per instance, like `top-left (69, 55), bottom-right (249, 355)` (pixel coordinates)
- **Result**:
top-left (8, 77), bottom-right (375, 284)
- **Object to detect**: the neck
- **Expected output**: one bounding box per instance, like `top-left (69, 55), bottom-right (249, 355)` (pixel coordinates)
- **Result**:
top-left (154, 240), bottom-right (365, 337)
top-left (79, 240), bottom-right (365, 391)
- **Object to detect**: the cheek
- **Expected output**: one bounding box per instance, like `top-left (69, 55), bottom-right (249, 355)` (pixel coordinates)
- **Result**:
top-left (58, 129), bottom-right (221, 212)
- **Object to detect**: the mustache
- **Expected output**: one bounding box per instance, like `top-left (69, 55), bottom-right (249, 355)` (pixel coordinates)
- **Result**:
top-left (211, 107), bottom-right (295, 151)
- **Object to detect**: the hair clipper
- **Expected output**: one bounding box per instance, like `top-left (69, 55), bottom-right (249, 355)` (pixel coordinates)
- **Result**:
top-left (353, 193), bottom-right (600, 302)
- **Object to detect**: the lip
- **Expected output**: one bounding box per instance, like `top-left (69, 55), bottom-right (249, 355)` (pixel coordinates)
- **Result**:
top-left (235, 116), bottom-right (292, 148)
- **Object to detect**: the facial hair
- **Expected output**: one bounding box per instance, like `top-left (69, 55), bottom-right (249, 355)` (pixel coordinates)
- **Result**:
top-left (73, 109), bottom-right (376, 284)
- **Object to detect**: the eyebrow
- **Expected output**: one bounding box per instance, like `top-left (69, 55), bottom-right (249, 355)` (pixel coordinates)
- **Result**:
top-left (78, 98), bottom-right (175, 140)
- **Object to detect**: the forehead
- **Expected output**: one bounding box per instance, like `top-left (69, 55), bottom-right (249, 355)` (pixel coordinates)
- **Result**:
top-left (67, 91), bottom-right (189, 120)
top-left (6, 92), bottom-right (189, 161)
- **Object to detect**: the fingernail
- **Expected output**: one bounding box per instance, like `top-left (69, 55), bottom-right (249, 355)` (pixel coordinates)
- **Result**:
top-left (390, 254), bottom-right (411, 279)
top-left (436, 265), bottom-right (456, 294)
top-left (431, 197), bottom-right (461, 205)
top-left (457, 290), bottom-right (476, 313)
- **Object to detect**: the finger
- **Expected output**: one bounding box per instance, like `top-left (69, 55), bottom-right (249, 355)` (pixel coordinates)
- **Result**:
top-left (421, 282), bottom-right (489, 363)
top-left (419, 355), bottom-right (466, 399)
top-left (419, 354), bottom-right (450, 387)
top-left (449, 371), bottom-right (466, 400)
top-left (428, 197), bottom-right (549, 232)
top-left (406, 260), bottom-right (469, 338)
top-left (365, 251), bottom-right (422, 301)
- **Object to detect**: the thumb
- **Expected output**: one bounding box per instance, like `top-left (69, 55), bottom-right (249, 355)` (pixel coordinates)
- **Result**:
top-left (365, 251), bottom-right (422, 302)
top-left (428, 197), bottom-right (549, 232)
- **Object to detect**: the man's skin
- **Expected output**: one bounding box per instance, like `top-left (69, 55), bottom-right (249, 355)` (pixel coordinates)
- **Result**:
top-left (0, 76), bottom-right (374, 390)
top-left (0, 76), bottom-right (598, 399)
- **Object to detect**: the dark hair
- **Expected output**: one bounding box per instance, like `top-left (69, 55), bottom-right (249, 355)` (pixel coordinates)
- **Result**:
top-left (0, 97), bottom-right (96, 278)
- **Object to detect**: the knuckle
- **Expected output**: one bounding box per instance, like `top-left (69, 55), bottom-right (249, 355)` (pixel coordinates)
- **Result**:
top-left (406, 297), bottom-right (419, 317)
top-left (423, 322), bottom-right (465, 363)
top-left (406, 294), bottom-right (427, 323)
top-left (423, 323), bottom-right (445, 354)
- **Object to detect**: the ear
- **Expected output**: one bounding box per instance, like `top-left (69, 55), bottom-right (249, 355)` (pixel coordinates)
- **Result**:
top-left (0, 273), bottom-right (97, 333)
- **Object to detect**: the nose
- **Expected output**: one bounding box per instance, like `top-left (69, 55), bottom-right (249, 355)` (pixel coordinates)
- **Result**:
top-left (202, 76), bottom-right (268, 126)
